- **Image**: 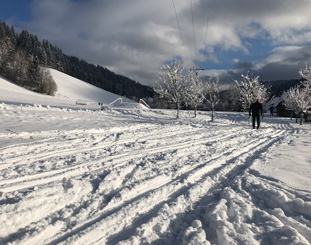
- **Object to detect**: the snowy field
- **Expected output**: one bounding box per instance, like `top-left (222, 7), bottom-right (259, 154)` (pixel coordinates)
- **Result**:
top-left (0, 72), bottom-right (311, 244)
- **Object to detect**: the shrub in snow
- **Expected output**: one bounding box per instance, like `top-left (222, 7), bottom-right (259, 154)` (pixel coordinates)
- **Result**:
top-left (62, 177), bottom-right (74, 192)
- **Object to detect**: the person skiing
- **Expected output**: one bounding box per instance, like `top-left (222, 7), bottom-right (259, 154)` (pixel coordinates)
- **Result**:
top-left (269, 104), bottom-right (275, 117)
top-left (249, 99), bottom-right (263, 129)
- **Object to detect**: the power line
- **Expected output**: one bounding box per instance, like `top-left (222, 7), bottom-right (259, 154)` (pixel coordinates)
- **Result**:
top-left (190, 0), bottom-right (197, 61)
top-left (172, 0), bottom-right (189, 62)
top-left (203, 0), bottom-right (211, 60)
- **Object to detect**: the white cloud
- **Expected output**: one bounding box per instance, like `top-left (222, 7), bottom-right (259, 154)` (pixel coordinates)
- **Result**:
top-left (257, 46), bottom-right (311, 68)
top-left (11, 0), bottom-right (311, 86)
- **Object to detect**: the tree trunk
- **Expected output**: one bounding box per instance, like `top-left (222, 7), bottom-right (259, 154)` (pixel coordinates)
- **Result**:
top-left (300, 112), bottom-right (303, 125)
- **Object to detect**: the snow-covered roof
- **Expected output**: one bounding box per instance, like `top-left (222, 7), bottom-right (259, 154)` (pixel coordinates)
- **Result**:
top-left (269, 96), bottom-right (283, 107)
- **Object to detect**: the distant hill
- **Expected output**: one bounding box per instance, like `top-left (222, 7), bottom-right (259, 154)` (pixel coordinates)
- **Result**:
top-left (0, 21), bottom-right (155, 102)
top-left (263, 79), bottom-right (302, 96)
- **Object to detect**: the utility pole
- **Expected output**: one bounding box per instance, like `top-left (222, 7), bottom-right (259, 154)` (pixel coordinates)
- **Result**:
top-left (190, 67), bottom-right (204, 77)
top-left (189, 67), bottom-right (204, 85)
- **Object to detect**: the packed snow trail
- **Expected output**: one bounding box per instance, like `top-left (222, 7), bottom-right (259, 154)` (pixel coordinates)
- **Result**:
top-left (0, 105), bottom-right (310, 244)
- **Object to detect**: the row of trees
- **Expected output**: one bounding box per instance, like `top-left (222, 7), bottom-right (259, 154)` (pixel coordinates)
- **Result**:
top-left (156, 59), bottom-right (271, 120)
top-left (157, 60), bottom-right (310, 124)
top-left (0, 36), bottom-right (57, 95)
top-left (156, 59), bottom-right (220, 120)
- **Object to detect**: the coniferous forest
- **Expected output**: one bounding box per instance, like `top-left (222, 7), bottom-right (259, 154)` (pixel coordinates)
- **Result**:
top-left (0, 21), bottom-right (155, 101)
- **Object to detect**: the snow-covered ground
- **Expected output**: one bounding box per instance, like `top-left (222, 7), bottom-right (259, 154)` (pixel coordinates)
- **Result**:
top-left (0, 72), bottom-right (311, 244)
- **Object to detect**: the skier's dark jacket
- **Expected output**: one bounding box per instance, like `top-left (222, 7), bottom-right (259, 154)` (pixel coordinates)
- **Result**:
top-left (249, 101), bottom-right (263, 116)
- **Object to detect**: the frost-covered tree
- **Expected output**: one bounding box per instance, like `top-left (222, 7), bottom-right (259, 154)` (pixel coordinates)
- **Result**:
top-left (37, 68), bottom-right (57, 96)
top-left (282, 65), bottom-right (311, 125)
top-left (299, 64), bottom-right (311, 98)
top-left (299, 64), bottom-right (311, 84)
top-left (27, 56), bottom-right (40, 86)
top-left (282, 85), bottom-right (309, 125)
top-left (157, 59), bottom-right (187, 119)
top-left (186, 72), bottom-right (205, 117)
top-left (205, 76), bottom-right (220, 121)
top-left (234, 72), bottom-right (269, 111)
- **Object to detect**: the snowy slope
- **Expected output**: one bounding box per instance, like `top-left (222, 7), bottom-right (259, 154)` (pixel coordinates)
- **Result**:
top-left (0, 69), bottom-right (126, 108)
top-left (50, 69), bottom-right (126, 105)
top-left (0, 74), bottom-right (311, 244)
top-left (0, 74), bottom-right (73, 107)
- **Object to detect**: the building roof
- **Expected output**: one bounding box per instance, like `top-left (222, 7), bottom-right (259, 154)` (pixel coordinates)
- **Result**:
top-left (269, 97), bottom-right (283, 107)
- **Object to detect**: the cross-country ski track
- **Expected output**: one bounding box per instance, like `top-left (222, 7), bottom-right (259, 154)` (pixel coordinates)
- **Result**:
top-left (1, 70), bottom-right (311, 244)
top-left (1, 106), bottom-right (310, 244)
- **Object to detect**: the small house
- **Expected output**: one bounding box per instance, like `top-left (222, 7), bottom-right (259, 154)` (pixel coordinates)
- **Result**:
top-left (267, 97), bottom-right (297, 117)
top-left (268, 97), bottom-right (311, 120)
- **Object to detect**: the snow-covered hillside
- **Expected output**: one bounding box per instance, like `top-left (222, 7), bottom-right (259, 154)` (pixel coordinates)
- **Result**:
top-left (0, 69), bottom-right (128, 108)
top-left (0, 74), bottom-right (311, 244)
top-left (50, 69), bottom-right (129, 105)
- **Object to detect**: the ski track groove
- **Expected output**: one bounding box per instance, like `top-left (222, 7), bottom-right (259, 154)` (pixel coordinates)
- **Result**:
top-left (0, 125), bottom-right (204, 166)
top-left (242, 175), bottom-right (311, 243)
top-left (0, 120), bottom-right (302, 245)
top-left (103, 131), bottom-right (288, 245)
top-left (0, 126), bottom-right (245, 192)
top-left (104, 131), bottom-right (288, 244)
top-left (47, 129), bottom-right (287, 244)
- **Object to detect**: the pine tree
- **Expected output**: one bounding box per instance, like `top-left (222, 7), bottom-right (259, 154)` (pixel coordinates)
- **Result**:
top-left (0, 37), bottom-right (14, 75)
top-left (11, 46), bottom-right (30, 86)
top-left (27, 56), bottom-right (40, 87)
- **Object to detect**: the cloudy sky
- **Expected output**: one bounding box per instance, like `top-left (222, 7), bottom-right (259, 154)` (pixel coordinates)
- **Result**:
top-left (1, 0), bottom-right (311, 87)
